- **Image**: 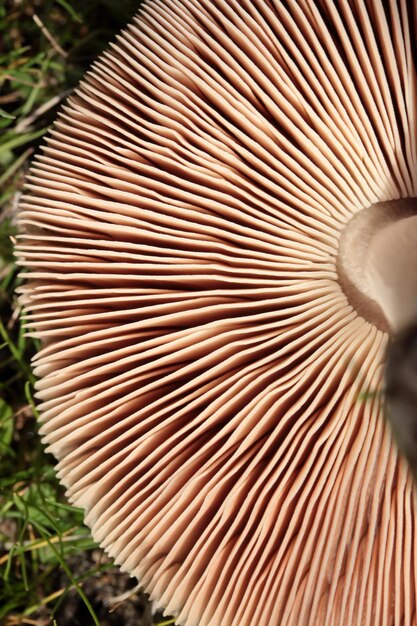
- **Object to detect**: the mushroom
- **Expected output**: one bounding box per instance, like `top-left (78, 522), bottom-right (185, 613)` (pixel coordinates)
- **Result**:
top-left (16, 0), bottom-right (417, 625)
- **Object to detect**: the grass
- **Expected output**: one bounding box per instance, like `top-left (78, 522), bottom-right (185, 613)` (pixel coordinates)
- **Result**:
top-left (0, 1), bottom-right (175, 624)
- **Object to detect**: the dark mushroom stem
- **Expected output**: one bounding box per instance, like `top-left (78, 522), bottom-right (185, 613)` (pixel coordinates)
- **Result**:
top-left (372, 212), bottom-right (417, 479)
top-left (337, 197), bottom-right (417, 480)
top-left (385, 321), bottom-right (417, 483)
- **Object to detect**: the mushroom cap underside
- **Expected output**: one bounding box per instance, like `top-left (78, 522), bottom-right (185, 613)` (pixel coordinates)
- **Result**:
top-left (16, 1), bottom-right (417, 625)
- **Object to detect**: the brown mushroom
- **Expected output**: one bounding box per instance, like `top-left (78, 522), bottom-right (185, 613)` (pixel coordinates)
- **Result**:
top-left (16, 1), bottom-right (417, 625)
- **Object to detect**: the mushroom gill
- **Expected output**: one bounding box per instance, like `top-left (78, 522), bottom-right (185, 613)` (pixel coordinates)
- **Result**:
top-left (16, 1), bottom-right (417, 625)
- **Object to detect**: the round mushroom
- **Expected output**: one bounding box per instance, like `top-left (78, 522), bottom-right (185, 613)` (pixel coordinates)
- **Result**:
top-left (16, 1), bottom-right (417, 625)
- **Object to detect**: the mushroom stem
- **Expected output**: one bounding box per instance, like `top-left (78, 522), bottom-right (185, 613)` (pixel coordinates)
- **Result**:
top-left (366, 215), bottom-right (417, 332)
top-left (337, 199), bottom-right (417, 333)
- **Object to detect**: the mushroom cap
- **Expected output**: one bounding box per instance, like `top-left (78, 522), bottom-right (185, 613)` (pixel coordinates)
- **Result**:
top-left (16, 1), bottom-right (417, 625)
